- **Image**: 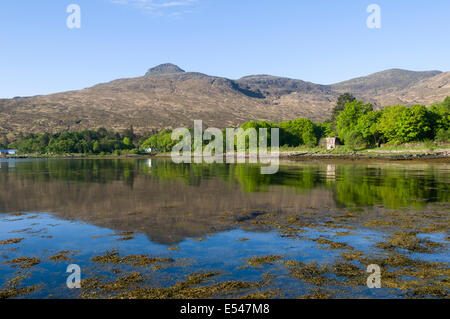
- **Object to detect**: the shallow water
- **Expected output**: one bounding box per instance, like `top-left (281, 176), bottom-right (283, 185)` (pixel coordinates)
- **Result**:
top-left (0, 158), bottom-right (448, 298)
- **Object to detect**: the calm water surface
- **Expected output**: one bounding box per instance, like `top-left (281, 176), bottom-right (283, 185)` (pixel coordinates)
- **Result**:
top-left (0, 158), bottom-right (448, 298)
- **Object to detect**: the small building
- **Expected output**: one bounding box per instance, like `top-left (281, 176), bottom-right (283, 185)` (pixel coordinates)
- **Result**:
top-left (326, 138), bottom-right (340, 150)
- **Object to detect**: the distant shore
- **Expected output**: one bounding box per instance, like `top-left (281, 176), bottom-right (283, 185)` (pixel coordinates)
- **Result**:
top-left (3, 147), bottom-right (450, 162)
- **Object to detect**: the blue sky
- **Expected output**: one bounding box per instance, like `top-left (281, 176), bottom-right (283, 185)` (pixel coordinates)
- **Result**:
top-left (0, 0), bottom-right (449, 98)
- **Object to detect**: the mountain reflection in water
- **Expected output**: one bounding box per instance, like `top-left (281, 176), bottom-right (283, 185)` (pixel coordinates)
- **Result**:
top-left (0, 158), bottom-right (448, 245)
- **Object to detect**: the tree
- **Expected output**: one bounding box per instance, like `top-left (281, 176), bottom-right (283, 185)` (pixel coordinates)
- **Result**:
top-left (123, 125), bottom-right (135, 142)
top-left (93, 141), bottom-right (101, 153)
top-left (0, 135), bottom-right (9, 149)
top-left (378, 105), bottom-right (437, 144)
top-left (429, 96), bottom-right (450, 133)
top-left (141, 130), bottom-right (177, 153)
top-left (429, 97), bottom-right (449, 143)
top-left (336, 100), bottom-right (373, 143)
top-left (38, 133), bottom-right (50, 152)
top-left (344, 130), bottom-right (365, 151)
top-left (331, 93), bottom-right (356, 125)
top-left (239, 121), bottom-right (274, 149)
top-left (278, 118), bottom-right (319, 147)
top-left (123, 137), bottom-right (132, 148)
top-left (377, 105), bottom-right (406, 144)
top-left (355, 111), bottom-right (382, 146)
top-left (396, 105), bottom-right (433, 143)
top-left (378, 105), bottom-right (434, 144)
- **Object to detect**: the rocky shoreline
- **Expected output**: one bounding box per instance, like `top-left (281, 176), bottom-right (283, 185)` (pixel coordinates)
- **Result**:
top-left (282, 151), bottom-right (450, 161)
top-left (2, 150), bottom-right (450, 162)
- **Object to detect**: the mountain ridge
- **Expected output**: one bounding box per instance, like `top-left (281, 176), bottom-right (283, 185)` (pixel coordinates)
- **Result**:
top-left (0, 64), bottom-right (448, 135)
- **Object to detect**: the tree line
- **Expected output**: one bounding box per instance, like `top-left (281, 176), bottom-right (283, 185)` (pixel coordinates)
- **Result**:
top-left (3, 96), bottom-right (449, 154)
top-left (141, 95), bottom-right (449, 152)
top-left (331, 95), bottom-right (449, 148)
top-left (5, 127), bottom-right (142, 155)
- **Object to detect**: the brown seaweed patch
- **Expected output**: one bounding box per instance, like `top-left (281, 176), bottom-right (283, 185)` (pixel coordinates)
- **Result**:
top-left (81, 271), bottom-right (264, 299)
top-left (282, 261), bottom-right (333, 286)
top-left (116, 236), bottom-right (134, 241)
top-left (240, 290), bottom-right (279, 299)
top-left (4, 257), bottom-right (41, 268)
top-left (0, 275), bottom-right (41, 299)
top-left (92, 251), bottom-right (174, 267)
top-left (376, 231), bottom-right (443, 253)
top-left (300, 288), bottom-right (334, 299)
top-left (340, 250), bottom-right (364, 261)
top-left (48, 250), bottom-right (76, 262)
top-left (81, 272), bottom-right (146, 298)
top-left (409, 286), bottom-right (448, 298)
top-left (340, 250), bottom-right (450, 297)
top-left (0, 238), bottom-right (24, 246)
top-left (9, 212), bottom-right (26, 217)
top-left (332, 262), bottom-right (362, 279)
top-left (109, 231), bottom-right (135, 241)
top-left (363, 209), bottom-right (449, 234)
top-left (247, 255), bottom-right (283, 267)
top-left (313, 237), bottom-right (352, 250)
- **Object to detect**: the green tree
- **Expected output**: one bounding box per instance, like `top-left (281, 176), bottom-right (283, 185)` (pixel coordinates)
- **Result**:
top-left (278, 118), bottom-right (319, 147)
top-left (331, 93), bottom-right (356, 125)
top-left (377, 105), bottom-right (406, 144)
top-left (93, 141), bottom-right (101, 153)
top-left (435, 128), bottom-right (450, 142)
top-left (123, 125), bottom-right (136, 142)
top-left (396, 105), bottom-right (433, 142)
top-left (238, 121), bottom-right (274, 149)
top-left (336, 100), bottom-right (373, 143)
top-left (355, 110), bottom-right (382, 146)
top-left (378, 105), bottom-right (436, 144)
top-left (430, 96), bottom-right (450, 133)
top-left (123, 137), bottom-right (132, 148)
top-left (141, 130), bottom-right (178, 153)
top-left (344, 130), bottom-right (365, 151)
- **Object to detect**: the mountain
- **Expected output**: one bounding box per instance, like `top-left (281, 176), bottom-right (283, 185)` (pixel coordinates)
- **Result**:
top-left (374, 72), bottom-right (450, 106)
top-left (145, 63), bottom-right (185, 76)
top-left (331, 69), bottom-right (442, 97)
top-left (0, 64), bottom-right (448, 136)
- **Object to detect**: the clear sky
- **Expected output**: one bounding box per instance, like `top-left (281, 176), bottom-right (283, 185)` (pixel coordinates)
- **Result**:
top-left (0, 0), bottom-right (449, 98)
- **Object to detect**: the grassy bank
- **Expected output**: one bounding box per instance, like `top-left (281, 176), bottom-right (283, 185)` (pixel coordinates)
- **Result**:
top-left (3, 142), bottom-right (449, 161)
top-left (277, 142), bottom-right (449, 157)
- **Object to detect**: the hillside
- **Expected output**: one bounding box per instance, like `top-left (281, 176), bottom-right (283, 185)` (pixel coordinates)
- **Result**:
top-left (330, 69), bottom-right (442, 97)
top-left (376, 72), bottom-right (450, 106)
top-left (0, 65), bottom-right (448, 135)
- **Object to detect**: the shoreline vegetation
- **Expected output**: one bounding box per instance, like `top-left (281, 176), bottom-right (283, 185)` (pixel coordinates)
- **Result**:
top-left (2, 95), bottom-right (449, 161)
top-left (3, 143), bottom-right (450, 161)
